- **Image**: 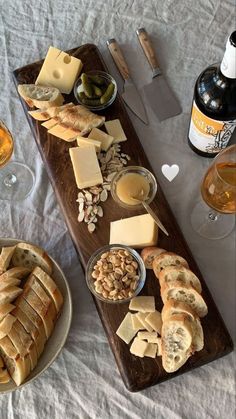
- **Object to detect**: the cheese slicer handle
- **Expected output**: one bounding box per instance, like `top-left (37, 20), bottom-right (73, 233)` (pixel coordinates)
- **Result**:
top-left (136, 28), bottom-right (160, 72)
top-left (107, 39), bottom-right (130, 80)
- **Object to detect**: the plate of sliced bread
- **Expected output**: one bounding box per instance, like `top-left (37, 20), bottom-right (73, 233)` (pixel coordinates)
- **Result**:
top-left (0, 238), bottom-right (72, 393)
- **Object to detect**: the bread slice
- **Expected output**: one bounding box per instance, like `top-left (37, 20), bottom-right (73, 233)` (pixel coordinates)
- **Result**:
top-left (28, 102), bottom-right (74, 121)
top-left (26, 275), bottom-right (57, 321)
top-left (0, 314), bottom-right (16, 339)
top-left (0, 267), bottom-right (31, 281)
top-left (12, 320), bottom-right (33, 353)
top-left (141, 247), bottom-right (166, 269)
top-left (17, 84), bottom-right (64, 109)
top-left (0, 246), bottom-right (16, 274)
top-left (11, 242), bottom-right (52, 275)
top-left (153, 252), bottom-right (189, 279)
top-left (0, 277), bottom-right (21, 291)
top-left (7, 327), bottom-right (28, 357)
top-left (0, 368), bottom-right (11, 384)
top-left (159, 266), bottom-right (202, 294)
top-left (23, 288), bottom-right (54, 339)
top-left (32, 267), bottom-right (63, 313)
top-left (0, 303), bottom-right (15, 322)
top-left (0, 286), bottom-right (22, 305)
top-left (161, 282), bottom-right (208, 318)
top-left (161, 313), bottom-right (193, 373)
top-left (0, 355), bottom-right (4, 368)
top-left (161, 301), bottom-right (204, 352)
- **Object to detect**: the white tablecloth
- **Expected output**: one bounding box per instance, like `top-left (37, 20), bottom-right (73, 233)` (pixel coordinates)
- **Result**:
top-left (0, 0), bottom-right (235, 418)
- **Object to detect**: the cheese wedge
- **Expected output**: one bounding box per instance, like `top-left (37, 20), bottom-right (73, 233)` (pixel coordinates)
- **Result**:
top-left (136, 312), bottom-right (153, 332)
top-left (110, 214), bottom-right (158, 248)
top-left (116, 313), bottom-right (137, 344)
top-left (104, 119), bottom-right (127, 143)
top-left (130, 337), bottom-right (148, 357)
top-left (145, 310), bottom-right (162, 334)
top-left (131, 313), bottom-right (144, 332)
top-left (35, 46), bottom-right (83, 94)
top-left (88, 128), bottom-right (114, 151)
top-left (144, 343), bottom-right (158, 358)
top-left (69, 146), bottom-right (103, 189)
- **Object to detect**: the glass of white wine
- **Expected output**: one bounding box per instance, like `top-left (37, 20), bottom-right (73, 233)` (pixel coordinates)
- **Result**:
top-left (0, 120), bottom-right (35, 200)
top-left (191, 144), bottom-right (236, 239)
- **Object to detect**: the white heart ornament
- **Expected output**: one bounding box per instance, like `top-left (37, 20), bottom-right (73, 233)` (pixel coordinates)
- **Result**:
top-left (161, 164), bottom-right (179, 182)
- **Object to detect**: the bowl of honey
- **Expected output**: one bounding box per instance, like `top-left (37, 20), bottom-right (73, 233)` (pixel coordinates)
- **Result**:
top-left (111, 166), bottom-right (157, 210)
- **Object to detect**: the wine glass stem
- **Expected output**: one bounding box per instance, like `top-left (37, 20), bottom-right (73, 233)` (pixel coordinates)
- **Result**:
top-left (4, 173), bottom-right (17, 188)
top-left (208, 210), bottom-right (219, 222)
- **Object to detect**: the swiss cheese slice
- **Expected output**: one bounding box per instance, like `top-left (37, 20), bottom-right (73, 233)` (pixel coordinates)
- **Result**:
top-left (145, 310), bottom-right (162, 334)
top-left (136, 312), bottom-right (153, 332)
top-left (104, 119), bottom-right (127, 143)
top-left (110, 214), bottom-right (158, 249)
top-left (116, 313), bottom-right (137, 344)
top-left (35, 46), bottom-right (83, 94)
top-left (69, 146), bottom-right (103, 189)
top-left (88, 128), bottom-right (114, 151)
top-left (130, 337), bottom-right (148, 357)
top-left (144, 343), bottom-right (158, 358)
top-left (129, 296), bottom-right (155, 313)
top-left (77, 136), bottom-right (101, 152)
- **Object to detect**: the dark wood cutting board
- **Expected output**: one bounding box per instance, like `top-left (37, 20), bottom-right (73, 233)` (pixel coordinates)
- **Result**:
top-left (13, 44), bottom-right (233, 392)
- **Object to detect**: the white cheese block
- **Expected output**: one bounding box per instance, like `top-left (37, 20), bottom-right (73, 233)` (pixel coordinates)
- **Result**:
top-left (147, 336), bottom-right (162, 354)
top-left (109, 214), bottom-right (158, 249)
top-left (77, 136), bottom-right (101, 152)
top-left (136, 312), bottom-right (153, 332)
top-left (130, 337), bottom-right (148, 357)
top-left (137, 331), bottom-right (158, 340)
top-left (104, 119), bottom-right (127, 143)
top-left (129, 296), bottom-right (155, 313)
top-left (36, 46), bottom-right (83, 94)
top-left (116, 312), bottom-right (137, 344)
top-left (69, 146), bottom-right (103, 189)
top-left (144, 343), bottom-right (158, 358)
top-left (88, 128), bottom-right (114, 151)
top-left (131, 313), bottom-right (144, 332)
top-left (145, 310), bottom-right (162, 334)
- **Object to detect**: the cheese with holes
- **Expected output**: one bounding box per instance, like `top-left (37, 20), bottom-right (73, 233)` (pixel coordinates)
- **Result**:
top-left (144, 343), bottom-right (158, 358)
top-left (145, 310), bottom-right (162, 334)
top-left (88, 128), bottom-right (114, 151)
top-left (116, 313), bottom-right (137, 344)
top-left (109, 214), bottom-right (158, 248)
top-left (69, 146), bottom-right (103, 189)
top-left (104, 119), bottom-right (127, 143)
top-left (136, 312), bottom-right (153, 332)
top-left (77, 136), bottom-right (101, 152)
top-left (129, 296), bottom-right (155, 313)
top-left (35, 46), bottom-right (83, 94)
top-left (130, 337), bottom-right (148, 357)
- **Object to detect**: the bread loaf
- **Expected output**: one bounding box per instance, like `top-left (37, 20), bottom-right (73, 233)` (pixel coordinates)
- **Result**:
top-left (17, 84), bottom-right (64, 109)
top-left (11, 242), bottom-right (53, 275)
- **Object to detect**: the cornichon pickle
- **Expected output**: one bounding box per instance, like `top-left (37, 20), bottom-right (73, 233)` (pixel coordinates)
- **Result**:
top-left (92, 85), bottom-right (103, 97)
top-left (78, 91), bottom-right (87, 101)
top-left (100, 82), bottom-right (115, 105)
top-left (81, 73), bottom-right (93, 98)
top-left (81, 98), bottom-right (101, 106)
top-left (87, 74), bottom-right (105, 86)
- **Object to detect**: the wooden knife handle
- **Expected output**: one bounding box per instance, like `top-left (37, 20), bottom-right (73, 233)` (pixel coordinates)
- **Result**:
top-left (107, 39), bottom-right (130, 80)
top-left (136, 28), bottom-right (160, 71)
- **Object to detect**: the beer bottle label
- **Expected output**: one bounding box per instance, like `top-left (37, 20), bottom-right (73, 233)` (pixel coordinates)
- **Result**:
top-left (189, 101), bottom-right (236, 153)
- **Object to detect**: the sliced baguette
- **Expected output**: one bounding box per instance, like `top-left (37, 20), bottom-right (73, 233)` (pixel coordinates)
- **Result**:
top-left (0, 286), bottom-right (22, 305)
top-left (8, 327), bottom-right (28, 357)
top-left (26, 275), bottom-right (57, 321)
top-left (159, 266), bottom-right (202, 294)
top-left (11, 242), bottom-right (52, 275)
top-left (161, 313), bottom-right (193, 373)
top-left (32, 267), bottom-right (63, 313)
top-left (17, 84), bottom-right (64, 109)
top-left (0, 303), bottom-right (15, 322)
top-left (153, 252), bottom-right (189, 279)
top-left (0, 368), bottom-right (11, 384)
top-left (161, 282), bottom-right (208, 318)
top-left (0, 336), bottom-right (30, 386)
top-left (28, 102), bottom-right (74, 121)
top-left (0, 267), bottom-right (31, 281)
top-left (0, 314), bottom-right (16, 339)
top-left (12, 320), bottom-right (33, 353)
top-left (0, 355), bottom-right (4, 368)
top-left (141, 247), bottom-right (166, 269)
top-left (0, 277), bottom-right (21, 291)
top-left (0, 246), bottom-right (16, 274)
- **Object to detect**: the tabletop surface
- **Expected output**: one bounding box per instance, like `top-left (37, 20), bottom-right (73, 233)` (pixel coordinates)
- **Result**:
top-left (0, 0), bottom-right (235, 418)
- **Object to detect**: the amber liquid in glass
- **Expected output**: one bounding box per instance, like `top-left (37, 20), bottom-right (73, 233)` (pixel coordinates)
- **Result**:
top-left (201, 162), bottom-right (236, 213)
top-left (116, 172), bottom-right (150, 205)
top-left (0, 122), bottom-right (14, 167)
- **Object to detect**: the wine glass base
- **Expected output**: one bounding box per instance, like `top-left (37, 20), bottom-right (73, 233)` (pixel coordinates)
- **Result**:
top-left (0, 161), bottom-right (35, 201)
top-left (191, 201), bottom-right (235, 240)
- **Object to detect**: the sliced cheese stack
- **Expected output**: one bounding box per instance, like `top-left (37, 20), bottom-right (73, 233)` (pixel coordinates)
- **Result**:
top-left (116, 296), bottom-right (162, 359)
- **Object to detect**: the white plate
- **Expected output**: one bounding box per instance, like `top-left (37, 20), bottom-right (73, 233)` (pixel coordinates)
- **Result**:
top-left (0, 237), bottom-right (72, 393)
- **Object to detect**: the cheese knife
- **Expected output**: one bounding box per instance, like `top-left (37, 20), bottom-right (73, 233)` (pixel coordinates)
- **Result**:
top-left (107, 39), bottom-right (148, 125)
top-left (136, 28), bottom-right (182, 122)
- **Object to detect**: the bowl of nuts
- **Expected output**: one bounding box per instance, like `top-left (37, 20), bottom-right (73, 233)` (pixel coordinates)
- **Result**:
top-left (86, 244), bottom-right (146, 303)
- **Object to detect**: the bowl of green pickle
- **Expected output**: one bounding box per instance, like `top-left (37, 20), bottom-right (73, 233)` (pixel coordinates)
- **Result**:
top-left (74, 70), bottom-right (117, 111)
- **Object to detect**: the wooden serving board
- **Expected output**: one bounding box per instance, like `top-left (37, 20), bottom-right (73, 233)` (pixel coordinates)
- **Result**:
top-left (13, 44), bottom-right (233, 392)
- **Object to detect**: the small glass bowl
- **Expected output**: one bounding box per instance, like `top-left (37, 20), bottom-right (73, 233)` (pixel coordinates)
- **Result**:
top-left (86, 244), bottom-right (146, 304)
top-left (73, 70), bottom-right (117, 111)
top-left (110, 166), bottom-right (157, 210)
